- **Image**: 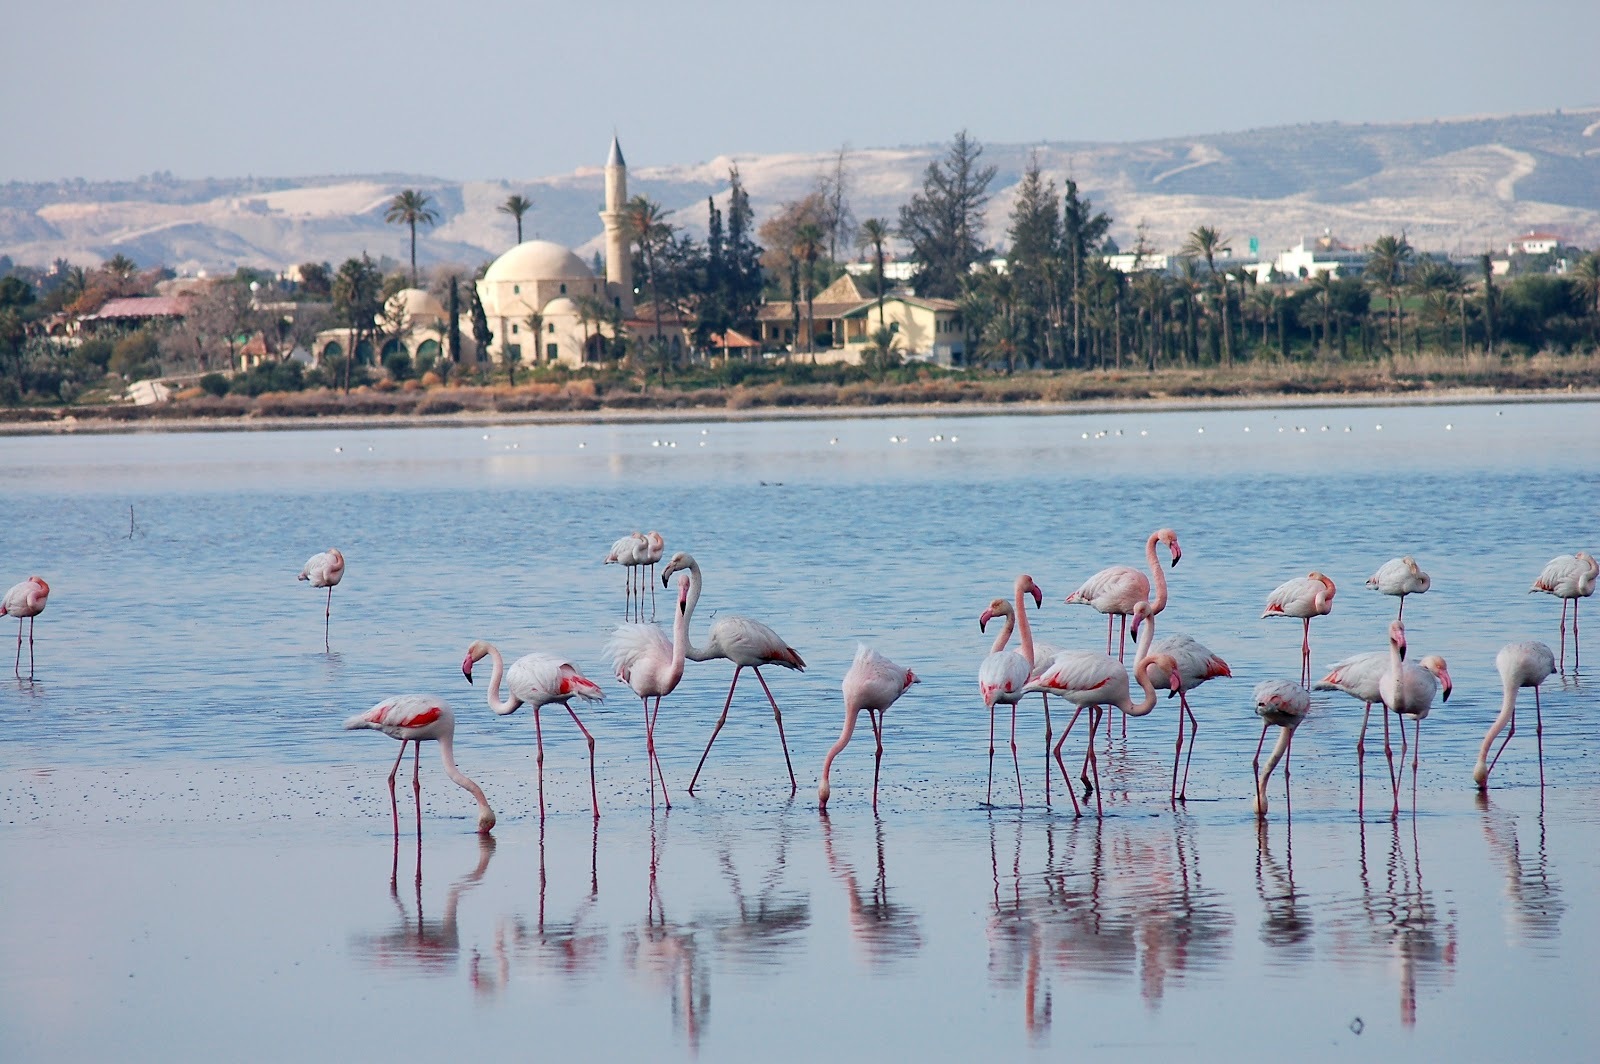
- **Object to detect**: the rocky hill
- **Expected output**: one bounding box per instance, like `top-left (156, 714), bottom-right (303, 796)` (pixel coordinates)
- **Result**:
top-left (4, 108), bottom-right (1598, 275)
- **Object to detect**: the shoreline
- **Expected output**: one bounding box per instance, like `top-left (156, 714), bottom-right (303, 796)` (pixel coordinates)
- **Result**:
top-left (2, 385), bottom-right (1598, 436)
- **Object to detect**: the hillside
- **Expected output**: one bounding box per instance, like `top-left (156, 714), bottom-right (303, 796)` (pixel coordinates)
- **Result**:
top-left (3, 108), bottom-right (1598, 275)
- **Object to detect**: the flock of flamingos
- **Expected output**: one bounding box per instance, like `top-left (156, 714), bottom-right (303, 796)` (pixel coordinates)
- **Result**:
top-left (4, 531), bottom-right (1594, 833)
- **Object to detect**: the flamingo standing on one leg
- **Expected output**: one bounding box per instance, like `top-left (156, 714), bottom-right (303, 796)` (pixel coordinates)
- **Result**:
top-left (2, 576), bottom-right (49, 680)
top-left (298, 548), bottom-right (345, 652)
top-left (1473, 641), bottom-right (1557, 792)
top-left (605, 573), bottom-right (693, 810)
top-left (818, 644), bottom-right (919, 812)
top-left (344, 695), bottom-right (496, 835)
top-left (658, 551), bottom-right (805, 795)
top-left (1064, 527), bottom-right (1181, 662)
top-left (1262, 571), bottom-right (1336, 686)
top-left (605, 531), bottom-right (647, 620)
top-left (462, 641), bottom-right (605, 819)
top-left (1530, 551), bottom-right (1597, 671)
top-left (1250, 680), bottom-right (1311, 818)
top-left (1366, 556), bottom-right (1430, 622)
top-left (1378, 621), bottom-right (1452, 817)
top-left (977, 575), bottom-right (1044, 807)
top-left (1140, 615), bottom-right (1232, 803)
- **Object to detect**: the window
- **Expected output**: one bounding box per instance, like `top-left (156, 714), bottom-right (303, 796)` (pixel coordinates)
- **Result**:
top-left (511, 323), bottom-right (519, 334)
top-left (507, 343), bottom-right (521, 359)
top-left (546, 343), bottom-right (558, 361)
top-left (513, 284), bottom-right (520, 294)
top-left (559, 283), bottom-right (567, 294)
top-left (548, 323), bottom-right (555, 334)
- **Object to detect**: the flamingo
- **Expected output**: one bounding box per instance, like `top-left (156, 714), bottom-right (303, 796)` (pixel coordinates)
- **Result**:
top-left (604, 531), bottom-right (647, 620)
top-left (1140, 618), bottom-right (1232, 803)
top-left (605, 573), bottom-right (692, 810)
top-left (1314, 650), bottom-right (1388, 815)
top-left (658, 551), bottom-right (805, 795)
top-left (1023, 613), bottom-right (1179, 817)
top-left (1473, 641), bottom-right (1557, 792)
top-left (1064, 527), bottom-right (1180, 661)
top-left (1366, 556), bottom-right (1430, 621)
top-left (1250, 679), bottom-right (1311, 817)
top-left (1026, 639), bottom-right (1067, 806)
top-left (977, 574), bottom-right (1044, 807)
top-left (1262, 571), bottom-right (1336, 686)
top-left (298, 547), bottom-right (345, 652)
top-left (818, 644), bottom-right (919, 812)
top-left (1529, 551), bottom-right (1597, 671)
top-left (462, 641), bottom-right (605, 819)
top-left (1378, 620), bottom-right (1452, 817)
top-left (642, 531), bottom-right (665, 618)
top-left (2, 576), bottom-right (49, 680)
top-left (344, 694), bottom-right (496, 835)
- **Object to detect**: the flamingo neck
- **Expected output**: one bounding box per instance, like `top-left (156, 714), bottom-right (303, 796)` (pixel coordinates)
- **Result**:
top-left (436, 734), bottom-right (496, 831)
top-left (1474, 675), bottom-right (1519, 777)
top-left (1146, 532), bottom-right (1170, 614)
top-left (819, 706), bottom-right (861, 804)
top-left (668, 590), bottom-right (691, 686)
top-left (675, 558), bottom-right (718, 662)
top-left (988, 610), bottom-right (1015, 656)
top-left (1259, 726), bottom-right (1293, 787)
top-left (1128, 656), bottom-right (1162, 716)
top-left (483, 644), bottom-right (516, 715)
top-left (1014, 580), bottom-right (1036, 669)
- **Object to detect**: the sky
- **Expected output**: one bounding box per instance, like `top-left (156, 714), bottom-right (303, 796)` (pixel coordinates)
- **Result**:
top-left (5, 0), bottom-right (1599, 184)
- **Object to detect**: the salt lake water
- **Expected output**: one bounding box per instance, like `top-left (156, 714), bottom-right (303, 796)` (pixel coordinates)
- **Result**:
top-left (2, 400), bottom-right (1597, 1061)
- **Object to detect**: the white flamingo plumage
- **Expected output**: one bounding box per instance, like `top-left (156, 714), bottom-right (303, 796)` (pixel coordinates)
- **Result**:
top-left (605, 573), bottom-right (692, 810)
top-left (1250, 680), bottom-right (1311, 818)
top-left (977, 574), bottom-right (1043, 807)
top-left (659, 551), bottom-right (805, 795)
top-left (1530, 551), bottom-right (1597, 671)
top-left (1366, 556), bottom-right (1430, 621)
top-left (1064, 527), bottom-right (1181, 661)
top-left (1473, 641), bottom-right (1557, 791)
top-left (1378, 620), bottom-right (1453, 817)
top-left (818, 644), bottom-right (919, 812)
top-left (1262, 571), bottom-right (1336, 686)
top-left (462, 641), bottom-right (605, 819)
top-left (1, 576), bottom-right (49, 679)
top-left (1142, 624), bottom-right (1232, 803)
top-left (344, 695), bottom-right (496, 835)
top-left (604, 532), bottom-right (648, 620)
top-left (297, 547), bottom-right (345, 652)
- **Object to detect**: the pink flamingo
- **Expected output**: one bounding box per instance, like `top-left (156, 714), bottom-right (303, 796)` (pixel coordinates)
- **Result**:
top-left (1473, 641), bottom-right (1557, 792)
top-left (1262, 571), bottom-right (1336, 686)
top-left (1250, 680), bottom-right (1311, 818)
top-left (1378, 621), bottom-right (1453, 817)
top-left (818, 644), bottom-right (919, 812)
top-left (297, 547), bottom-right (345, 652)
top-left (642, 531), bottom-right (665, 618)
top-left (1140, 616), bottom-right (1232, 803)
top-left (344, 694), bottom-right (496, 835)
top-left (1530, 551), bottom-right (1597, 671)
top-left (2, 576), bottom-right (49, 679)
top-left (462, 641), bottom-right (605, 819)
top-left (977, 574), bottom-right (1043, 807)
top-left (604, 531), bottom-right (647, 620)
top-left (1065, 527), bottom-right (1181, 662)
top-left (658, 551), bottom-right (804, 795)
top-left (1366, 556), bottom-right (1430, 622)
top-left (605, 573), bottom-right (692, 810)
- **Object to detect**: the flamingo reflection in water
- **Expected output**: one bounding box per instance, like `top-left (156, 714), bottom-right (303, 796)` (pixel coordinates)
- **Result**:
top-left (622, 812), bottom-right (709, 1054)
top-left (705, 813), bottom-right (811, 967)
top-left (986, 815), bottom-right (1051, 1045)
top-left (1254, 819), bottom-right (1313, 960)
top-left (351, 833), bottom-right (496, 981)
top-left (820, 813), bottom-right (924, 967)
top-left (1476, 792), bottom-right (1564, 946)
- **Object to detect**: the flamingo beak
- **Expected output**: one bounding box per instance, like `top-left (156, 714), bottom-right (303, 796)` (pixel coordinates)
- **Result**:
top-left (1169, 547), bottom-right (1181, 567)
top-left (462, 656), bottom-right (475, 683)
top-left (1030, 585), bottom-right (1043, 608)
top-left (979, 609), bottom-right (994, 632)
top-left (1441, 675), bottom-right (1453, 701)
top-left (908, 671), bottom-right (921, 685)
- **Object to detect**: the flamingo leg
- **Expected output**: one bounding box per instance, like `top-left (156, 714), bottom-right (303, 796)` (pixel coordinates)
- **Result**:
top-left (387, 739), bottom-right (408, 839)
top-left (1301, 618), bottom-right (1312, 686)
top-left (1486, 702), bottom-right (1517, 779)
top-left (1171, 693), bottom-right (1185, 804)
top-left (1410, 717), bottom-right (1421, 813)
top-left (1105, 615), bottom-right (1114, 655)
top-left (28, 616), bottom-right (37, 678)
top-left (1117, 614), bottom-right (1128, 663)
top-left (1050, 705), bottom-right (1084, 817)
top-left (324, 586), bottom-right (333, 652)
top-left (1283, 730), bottom-right (1294, 817)
top-left (1558, 599), bottom-right (1568, 671)
top-left (868, 708), bottom-right (884, 811)
top-left (1010, 701), bottom-right (1023, 808)
top-left (411, 741), bottom-right (423, 842)
top-left (1085, 706), bottom-right (1104, 817)
top-left (1356, 702), bottom-right (1371, 816)
top-left (1042, 694), bottom-right (1052, 807)
top-left (1392, 713), bottom-right (1411, 818)
top-left (751, 667), bottom-right (799, 794)
top-left (1251, 722), bottom-right (1270, 817)
top-left (642, 697), bottom-right (657, 810)
top-left (1575, 597), bottom-right (1581, 671)
top-left (1178, 688), bottom-right (1199, 802)
top-left (1534, 685), bottom-right (1545, 789)
top-left (986, 697), bottom-right (996, 806)
top-left (562, 703), bottom-right (600, 819)
top-left (533, 706), bottom-right (546, 819)
top-left (1397, 596), bottom-right (1405, 623)
top-left (13, 619), bottom-right (21, 679)
top-left (689, 666), bottom-right (742, 795)
top-left (650, 695), bottom-right (671, 809)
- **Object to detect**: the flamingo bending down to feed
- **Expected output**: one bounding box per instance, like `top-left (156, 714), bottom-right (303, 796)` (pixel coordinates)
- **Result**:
top-left (1250, 680), bottom-right (1311, 817)
top-left (1140, 617), bottom-right (1232, 803)
top-left (1378, 620), bottom-right (1452, 817)
top-left (818, 644), bottom-right (919, 812)
top-left (977, 574), bottom-right (1043, 807)
top-left (1473, 641), bottom-right (1557, 792)
top-left (1529, 551), bottom-right (1597, 671)
top-left (462, 641), bottom-right (605, 819)
top-left (1262, 571), bottom-right (1336, 686)
top-left (1366, 556), bottom-right (1430, 621)
top-left (344, 695), bottom-right (496, 835)
top-left (1065, 527), bottom-right (1181, 662)
top-left (1023, 610), bottom-right (1179, 818)
top-left (297, 548), bottom-right (345, 652)
top-left (659, 551), bottom-right (805, 795)
top-left (604, 532), bottom-right (647, 620)
top-left (2, 576), bottom-right (49, 680)
top-left (605, 573), bottom-right (692, 810)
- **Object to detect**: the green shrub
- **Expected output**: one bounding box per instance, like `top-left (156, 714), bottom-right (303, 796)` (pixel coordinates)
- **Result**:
top-left (199, 373), bottom-right (230, 397)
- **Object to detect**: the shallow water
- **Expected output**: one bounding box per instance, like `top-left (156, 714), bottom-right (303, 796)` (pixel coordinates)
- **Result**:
top-left (2, 403), bottom-right (1598, 1061)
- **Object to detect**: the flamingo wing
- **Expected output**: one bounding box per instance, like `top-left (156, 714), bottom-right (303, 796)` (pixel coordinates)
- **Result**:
top-left (1026, 651), bottom-right (1124, 701)
top-left (508, 653), bottom-right (606, 706)
top-left (1066, 566), bottom-right (1148, 613)
top-left (345, 694), bottom-right (450, 736)
top-left (707, 614), bottom-right (805, 669)
top-left (844, 644), bottom-right (916, 710)
top-left (978, 649), bottom-right (1031, 707)
top-left (1150, 634), bottom-right (1230, 691)
top-left (1313, 651), bottom-right (1388, 701)
top-left (604, 622), bottom-right (671, 687)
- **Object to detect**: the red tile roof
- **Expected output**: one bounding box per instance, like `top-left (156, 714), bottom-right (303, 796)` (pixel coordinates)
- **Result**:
top-left (88, 296), bottom-right (190, 320)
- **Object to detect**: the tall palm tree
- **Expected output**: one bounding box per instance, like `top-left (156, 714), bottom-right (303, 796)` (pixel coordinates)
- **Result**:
top-left (385, 190), bottom-right (440, 287)
top-left (1307, 271), bottom-right (1336, 355)
top-left (857, 217), bottom-right (892, 328)
top-left (794, 221), bottom-right (825, 360)
top-left (1181, 226), bottom-right (1233, 365)
top-left (1365, 233), bottom-right (1413, 352)
top-left (1571, 251), bottom-right (1600, 347)
top-left (498, 194), bottom-right (534, 244)
top-left (623, 195), bottom-right (671, 369)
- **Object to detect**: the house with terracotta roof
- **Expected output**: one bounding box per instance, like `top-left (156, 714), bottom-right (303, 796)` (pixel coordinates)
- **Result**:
top-left (756, 274), bottom-right (965, 365)
top-left (1507, 231), bottom-right (1562, 256)
top-left (78, 295), bottom-right (190, 334)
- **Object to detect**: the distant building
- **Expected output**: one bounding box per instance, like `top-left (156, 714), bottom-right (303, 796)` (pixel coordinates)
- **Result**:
top-left (1274, 231), bottom-right (1366, 279)
top-left (756, 274), bottom-right (964, 366)
top-left (78, 295), bottom-right (190, 334)
top-left (1507, 231), bottom-right (1562, 256)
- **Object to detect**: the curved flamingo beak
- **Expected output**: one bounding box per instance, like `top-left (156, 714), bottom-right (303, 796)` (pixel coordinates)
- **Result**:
top-left (1030, 584), bottom-right (1043, 608)
top-left (1169, 545), bottom-right (1182, 567)
top-left (907, 670), bottom-right (920, 685)
top-left (462, 655), bottom-right (475, 683)
top-left (1440, 670), bottom-right (1453, 701)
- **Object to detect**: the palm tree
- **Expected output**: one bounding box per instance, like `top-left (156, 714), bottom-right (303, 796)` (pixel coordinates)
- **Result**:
top-left (385, 190), bottom-right (440, 288)
top-left (862, 324), bottom-right (900, 380)
top-left (1307, 271), bottom-right (1336, 355)
top-left (1366, 233), bottom-right (1413, 352)
top-left (793, 221), bottom-right (825, 361)
top-left (1571, 251), bottom-right (1600, 347)
top-left (1251, 285), bottom-right (1282, 359)
top-left (857, 217), bottom-right (892, 328)
top-left (498, 194), bottom-right (534, 244)
top-left (622, 195), bottom-right (671, 372)
top-left (1181, 226), bottom-right (1233, 365)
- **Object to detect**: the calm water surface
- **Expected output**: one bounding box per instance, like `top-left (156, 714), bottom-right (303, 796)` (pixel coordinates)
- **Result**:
top-left (2, 403), bottom-right (1597, 1061)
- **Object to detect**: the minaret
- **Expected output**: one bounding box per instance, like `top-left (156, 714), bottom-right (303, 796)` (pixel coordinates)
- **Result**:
top-left (600, 134), bottom-right (634, 314)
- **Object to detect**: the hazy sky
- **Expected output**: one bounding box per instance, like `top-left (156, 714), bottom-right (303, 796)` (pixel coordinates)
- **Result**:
top-left (6, 0), bottom-right (1598, 183)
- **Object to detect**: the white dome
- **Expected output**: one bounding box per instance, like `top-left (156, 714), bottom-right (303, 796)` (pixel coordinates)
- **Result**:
top-left (484, 240), bottom-right (593, 283)
top-left (541, 296), bottom-right (579, 316)
top-left (383, 287), bottom-right (446, 324)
